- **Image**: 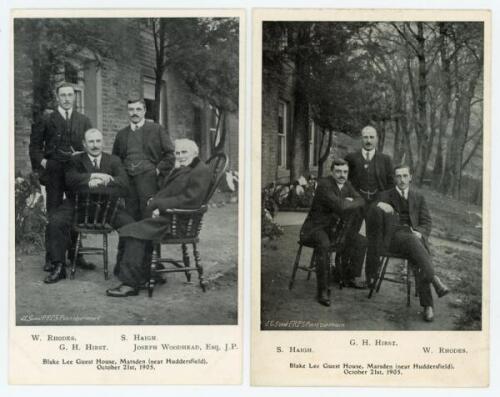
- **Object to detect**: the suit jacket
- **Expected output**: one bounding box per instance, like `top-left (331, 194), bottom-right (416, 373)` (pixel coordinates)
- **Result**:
top-left (65, 152), bottom-right (130, 198)
top-left (345, 150), bottom-right (394, 192)
top-left (29, 110), bottom-right (92, 172)
top-left (378, 187), bottom-right (432, 242)
top-left (300, 176), bottom-right (365, 241)
top-left (118, 157), bottom-right (211, 240)
top-left (112, 121), bottom-right (175, 178)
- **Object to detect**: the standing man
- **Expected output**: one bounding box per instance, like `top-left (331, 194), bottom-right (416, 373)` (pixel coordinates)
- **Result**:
top-left (299, 159), bottom-right (366, 307)
top-left (44, 128), bottom-right (132, 283)
top-left (29, 83), bottom-right (93, 271)
top-left (345, 125), bottom-right (394, 284)
top-left (112, 98), bottom-right (175, 221)
top-left (366, 165), bottom-right (450, 322)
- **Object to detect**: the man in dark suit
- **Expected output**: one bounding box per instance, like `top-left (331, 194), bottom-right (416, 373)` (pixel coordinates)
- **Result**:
top-left (112, 98), bottom-right (175, 221)
top-left (44, 128), bottom-right (134, 283)
top-left (366, 164), bottom-right (450, 322)
top-left (345, 125), bottom-right (395, 284)
top-left (299, 159), bottom-right (366, 307)
top-left (106, 139), bottom-right (212, 297)
top-left (29, 83), bottom-right (93, 271)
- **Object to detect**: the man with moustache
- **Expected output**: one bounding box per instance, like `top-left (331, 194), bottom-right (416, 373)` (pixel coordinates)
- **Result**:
top-left (112, 98), bottom-right (175, 221)
top-left (44, 128), bottom-right (133, 283)
top-left (366, 165), bottom-right (450, 322)
top-left (299, 159), bottom-right (366, 307)
top-left (29, 83), bottom-right (94, 272)
top-left (106, 139), bottom-right (212, 297)
top-left (345, 125), bottom-right (394, 285)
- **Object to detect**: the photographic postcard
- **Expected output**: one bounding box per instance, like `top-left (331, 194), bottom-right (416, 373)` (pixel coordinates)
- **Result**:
top-left (252, 8), bottom-right (490, 386)
top-left (9, 8), bottom-right (244, 384)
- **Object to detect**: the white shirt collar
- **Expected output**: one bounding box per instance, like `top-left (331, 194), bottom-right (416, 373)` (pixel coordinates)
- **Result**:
top-left (396, 186), bottom-right (408, 199)
top-left (362, 148), bottom-right (376, 161)
top-left (88, 153), bottom-right (102, 168)
top-left (130, 118), bottom-right (146, 130)
top-left (58, 106), bottom-right (73, 120)
top-left (336, 182), bottom-right (344, 191)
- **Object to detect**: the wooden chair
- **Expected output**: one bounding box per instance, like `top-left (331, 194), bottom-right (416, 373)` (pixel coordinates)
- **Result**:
top-left (70, 192), bottom-right (122, 280)
top-left (148, 153), bottom-right (229, 297)
top-left (288, 217), bottom-right (348, 291)
top-left (367, 252), bottom-right (419, 306)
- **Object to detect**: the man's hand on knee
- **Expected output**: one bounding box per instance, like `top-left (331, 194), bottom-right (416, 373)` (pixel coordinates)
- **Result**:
top-left (376, 202), bottom-right (394, 214)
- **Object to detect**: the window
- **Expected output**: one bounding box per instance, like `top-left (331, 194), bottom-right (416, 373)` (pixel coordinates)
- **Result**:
top-left (278, 100), bottom-right (288, 168)
top-left (143, 76), bottom-right (166, 124)
top-left (60, 62), bottom-right (85, 114)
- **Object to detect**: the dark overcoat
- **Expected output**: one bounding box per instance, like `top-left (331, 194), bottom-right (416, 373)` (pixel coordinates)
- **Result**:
top-left (345, 150), bottom-right (394, 192)
top-left (112, 121), bottom-right (175, 178)
top-left (300, 176), bottom-right (365, 241)
top-left (118, 158), bottom-right (211, 241)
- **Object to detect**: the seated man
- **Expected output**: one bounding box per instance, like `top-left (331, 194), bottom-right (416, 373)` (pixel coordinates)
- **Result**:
top-left (299, 159), bottom-right (366, 307)
top-left (366, 164), bottom-right (450, 322)
top-left (44, 128), bottom-right (133, 283)
top-left (106, 139), bottom-right (212, 297)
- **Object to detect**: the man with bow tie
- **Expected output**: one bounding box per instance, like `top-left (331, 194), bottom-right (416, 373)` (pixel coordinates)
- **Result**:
top-left (106, 139), bottom-right (212, 297)
top-left (43, 128), bottom-right (133, 284)
top-left (29, 83), bottom-right (94, 272)
top-left (112, 98), bottom-right (175, 221)
top-left (366, 164), bottom-right (450, 322)
top-left (299, 159), bottom-right (366, 307)
top-left (345, 125), bottom-right (395, 285)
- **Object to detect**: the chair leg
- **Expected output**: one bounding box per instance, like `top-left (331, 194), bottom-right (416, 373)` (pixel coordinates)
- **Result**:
top-left (149, 243), bottom-right (160, 298)
top-left (368, 256), bottom-right (386, 298)
top-left (193, 242), bottom-right (206, 292)
top-left (307, 249), bottom-right (315, 281)
top-left (182, 243), bottom-right (191, 282)
top-left (406, 260), bottom-right (411, 307)
top-left (376, 257), bottom-right (389, 293)
top-left (103, 234), bottom-right (109, 280)
top-left (289, 244), bottom-right (303, 290)
top-left (70, 232), bottom-right (81, 280)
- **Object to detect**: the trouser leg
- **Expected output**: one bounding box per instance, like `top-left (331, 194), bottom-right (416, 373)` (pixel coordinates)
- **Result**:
top-left (111, 210), bottom-right (136, 276)
top-left (344, 233), bottom-right (367, 279)
top-left (44, 162), bottom-right (66, 265)
top-left (134, 170), bottom-right (159, 219)
top-left (116, 237), bottom-right (150, 288)
top-left (46, 201), bottom-right (74, 264)
top-left (415, 268), bottom-right (433, 307)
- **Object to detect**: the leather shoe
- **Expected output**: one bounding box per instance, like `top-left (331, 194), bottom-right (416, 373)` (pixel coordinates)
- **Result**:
top-left (432, 276), bottom-right (450, 298)
top-left (75, 256), bottom-right (96, 270)
top-left (106, 284), bottom-right (139, 297)
top-left (423, 306), bottom-right (434, 322)
top-left (44, 262), bottom-right (66, 284)
top-left (317, 290), bottom-right (331, 307)
top-left (345, 279), bottom-right (367, 289)
top-left (43, 262), bottom-right (55, 272)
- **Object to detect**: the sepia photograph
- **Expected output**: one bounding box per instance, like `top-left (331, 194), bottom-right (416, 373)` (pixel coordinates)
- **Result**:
top-left (13, 14), bottom-right (241, 326)
top-left (259, 19), bottom-right (485, 331)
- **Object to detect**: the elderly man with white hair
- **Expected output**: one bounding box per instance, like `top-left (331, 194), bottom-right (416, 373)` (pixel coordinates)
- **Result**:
top-left (106, 138), bottom-right (212, 297)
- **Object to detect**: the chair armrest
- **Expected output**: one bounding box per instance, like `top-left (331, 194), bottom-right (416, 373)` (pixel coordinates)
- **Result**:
top-left (163, 205), bottom-right (208, 215)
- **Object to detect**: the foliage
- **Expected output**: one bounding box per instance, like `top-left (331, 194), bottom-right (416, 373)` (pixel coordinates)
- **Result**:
top-left (15, 173), bottom-right (47, 252)
top-left (261, 209), bottom-right (284, 241)
top-left (15, 18), bottom-right (131, 120)
top-left (262, 176), bottom-right (317, 215)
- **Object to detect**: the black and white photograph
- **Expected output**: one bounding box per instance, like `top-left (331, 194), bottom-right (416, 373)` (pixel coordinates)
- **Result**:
top-left (13, 14), bottom-right (241, 326)
top-left (260, 19), bottom-right (485, 331)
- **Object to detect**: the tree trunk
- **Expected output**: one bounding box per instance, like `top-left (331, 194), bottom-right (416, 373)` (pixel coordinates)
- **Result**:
top-left (443, 69), bottom-right (481, 198)
top-left (290, 25), bottom-right (311, 182)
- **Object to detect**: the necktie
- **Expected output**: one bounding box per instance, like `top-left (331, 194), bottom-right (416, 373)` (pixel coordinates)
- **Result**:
top-left (65, 110), bottom-right (70, 133)
top-left (93, 158), bottom-right (99, 170)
